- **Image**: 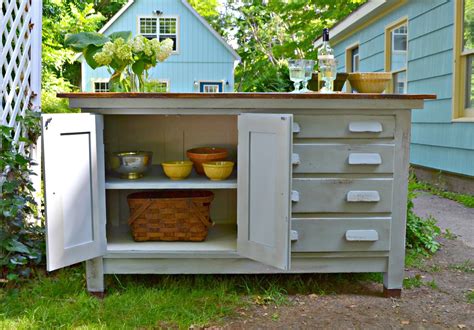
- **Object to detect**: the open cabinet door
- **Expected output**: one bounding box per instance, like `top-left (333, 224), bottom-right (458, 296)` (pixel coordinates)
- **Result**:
top-left (237, 113), bottom-right (293, 270)
top-left (42, 114), bottom-right (106, 271)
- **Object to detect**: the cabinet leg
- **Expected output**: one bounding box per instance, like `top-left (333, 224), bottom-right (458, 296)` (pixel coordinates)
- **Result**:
top-left (86, 257), bottom-right (105, 295)
top-left (383, 271), bottom-right (403, 298)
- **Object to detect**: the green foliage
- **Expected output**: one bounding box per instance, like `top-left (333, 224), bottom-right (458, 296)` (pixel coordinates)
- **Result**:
top-left (220, 0), bottom-right (366, 92)
top-left (406, 190), bottom-right (441, 255)
top-left (1, 110), bottom-right (44, 281)
top-left (403, 274), bottom-right (423, 289)
top-left (409, 177), bottom-right (474, 208)
top-left (42, 1), bottom-right (108, 113)
top-left (405, 175), bottom-right (442, 256)
top-left (448, 260), bottom-right (474, 273)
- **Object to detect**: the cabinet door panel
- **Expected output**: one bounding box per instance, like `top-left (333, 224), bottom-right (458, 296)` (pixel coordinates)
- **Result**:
top-left (237, 114), bottom-right (292, 270)
top-left (43, 114), bottom-right (106, 271)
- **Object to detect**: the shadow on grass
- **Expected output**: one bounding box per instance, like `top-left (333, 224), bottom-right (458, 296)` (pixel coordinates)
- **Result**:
top-left (0, 265), bottom-right (385, 328)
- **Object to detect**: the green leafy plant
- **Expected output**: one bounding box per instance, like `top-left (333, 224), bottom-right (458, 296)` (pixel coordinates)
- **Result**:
top-left (1, 110), bottom-right (44, 282)
top-left (406, 189), bottom-right (441, 255)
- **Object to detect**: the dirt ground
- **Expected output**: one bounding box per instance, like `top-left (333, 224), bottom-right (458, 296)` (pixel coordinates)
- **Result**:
top-left (222, 237), bottom-right (473, 329)
top-left (220, 239), bottom-right (473, 328)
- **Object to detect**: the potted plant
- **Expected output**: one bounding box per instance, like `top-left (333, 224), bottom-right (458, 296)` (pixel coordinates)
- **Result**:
top-left (65, 31), bottom-right (173, 92)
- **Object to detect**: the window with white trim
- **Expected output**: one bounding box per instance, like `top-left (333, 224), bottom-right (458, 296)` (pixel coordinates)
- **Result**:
top-left (453, 0), bottom-right (474, 119)
top-left (385, 19), bottom-right (408, 94)
top-left (93, 81), bottom-right (110, 93)
top-left (199, 81), bottom-right (223, 93)
top-left (138, 16), bottom-right (178, 52)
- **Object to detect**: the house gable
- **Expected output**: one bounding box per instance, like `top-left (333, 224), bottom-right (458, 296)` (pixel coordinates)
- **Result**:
top-left (99, 0), bottom-right (239, 63)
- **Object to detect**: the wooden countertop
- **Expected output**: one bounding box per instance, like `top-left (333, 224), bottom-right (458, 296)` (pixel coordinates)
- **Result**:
top-left (57, 92), bottom-right (436, 100)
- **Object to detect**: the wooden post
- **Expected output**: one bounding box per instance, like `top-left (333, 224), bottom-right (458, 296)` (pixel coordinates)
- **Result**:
top-left (30, 0), bottom-right (43, 217)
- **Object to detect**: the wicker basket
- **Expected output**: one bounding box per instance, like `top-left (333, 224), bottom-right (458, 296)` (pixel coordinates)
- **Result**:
top-left (127, 190), bottom-right (214, 242)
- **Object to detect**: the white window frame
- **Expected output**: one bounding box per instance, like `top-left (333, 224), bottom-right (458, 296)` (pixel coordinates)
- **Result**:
top-left (385, 17), bottom-right (409, 94)
top-left (453, 0), bottom-right (474, 120)
top-left (392, 24), bottom-right (408, 53)
top-left (198, 81), bottom-right (225, 93)
top-left (137, 16), bottom-right (180, 54)
top-left (92, 79), bottom-right (110, 93)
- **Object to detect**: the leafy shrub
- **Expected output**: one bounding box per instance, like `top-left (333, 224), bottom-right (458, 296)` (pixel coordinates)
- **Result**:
top-left (1, 110), bottom-right (44, 281)
top-left (406, 189), bottom-right (441, 255)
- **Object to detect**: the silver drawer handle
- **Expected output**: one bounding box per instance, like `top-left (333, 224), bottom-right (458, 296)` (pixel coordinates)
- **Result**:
top-left (292, 153), bottom-right (301, 165)
top-left (346, 191), bottom-right (380, 202)
top-left (290, 230), bottom-right (299, 241)
top-left (348, 153), bottom-right (382, 165)
top-left (349, 121), bottom-right (383, 133)
top-left (291, 190), bottom-right (300, 202)
top-left (293, 122), bottom-right (301, 134)
top-left (345, 230), bottom-right (379, 242)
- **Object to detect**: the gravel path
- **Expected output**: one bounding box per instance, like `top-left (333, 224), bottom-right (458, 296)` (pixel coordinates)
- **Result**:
top-left (413, 192), bottom-right (474, 248)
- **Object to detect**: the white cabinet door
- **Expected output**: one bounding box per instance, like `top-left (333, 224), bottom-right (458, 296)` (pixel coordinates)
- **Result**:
top-left (42, 114), bottom-right (106, 271)
top-left (237, 113), bottom-right (293, 270)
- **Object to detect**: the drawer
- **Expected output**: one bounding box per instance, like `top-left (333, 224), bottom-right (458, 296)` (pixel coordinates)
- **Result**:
top-left (293, 115), bottom-right (395, 139)
top-left (292, 178), bottom-right (393, 213)
top-left (293, 143), bottom-right (394, 174)
top-left (291, 218), bottom-right (391, 252)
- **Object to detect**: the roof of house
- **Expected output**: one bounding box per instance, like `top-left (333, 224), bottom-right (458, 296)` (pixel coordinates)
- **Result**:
top-left (76, 0), bottom-right (240, 61)
top-left (314, 0), bottom-right (403, 48)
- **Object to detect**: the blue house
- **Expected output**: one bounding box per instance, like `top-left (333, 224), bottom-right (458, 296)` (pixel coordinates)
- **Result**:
top-left (316, 0), bottom-right (473, 190)
top-left (80, 0), bottom-right (240, 93)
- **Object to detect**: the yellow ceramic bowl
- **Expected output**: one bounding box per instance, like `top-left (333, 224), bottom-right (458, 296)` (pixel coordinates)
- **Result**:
top-left (161, 161), bottom-right (193, 180)
top-left (203, 161), bottom-right (235, 181)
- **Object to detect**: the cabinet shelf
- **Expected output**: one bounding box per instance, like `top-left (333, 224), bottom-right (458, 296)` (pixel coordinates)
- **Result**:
top-left (105, 165), bottom-right (237, 190)
top-left (106, 224), bottom-right (237, 255)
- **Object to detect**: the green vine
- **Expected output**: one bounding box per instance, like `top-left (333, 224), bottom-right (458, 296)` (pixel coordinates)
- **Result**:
top-left (0, 109), bottom-right (44, 282)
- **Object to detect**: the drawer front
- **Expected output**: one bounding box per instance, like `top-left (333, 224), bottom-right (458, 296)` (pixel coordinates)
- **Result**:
top-left (291, 218), bottom-right (391, 252)
top-left (293, 115), bottom-right (395, 139)
top-left (292, 178), bottom-right (393, 213)
top-left (293, 144), bottom-right (395, 174)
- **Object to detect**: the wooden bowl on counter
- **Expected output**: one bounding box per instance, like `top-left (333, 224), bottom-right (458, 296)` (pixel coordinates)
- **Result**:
top-left (186, 147), bottom-right (228, 175)
top-left (347, 72), bottom-right (392, 93)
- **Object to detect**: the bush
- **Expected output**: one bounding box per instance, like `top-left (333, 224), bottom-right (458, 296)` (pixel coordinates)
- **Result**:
top-left (405, 189), bottom-right (441, 255)
top-left (0, 110), bottom-right (45, 281)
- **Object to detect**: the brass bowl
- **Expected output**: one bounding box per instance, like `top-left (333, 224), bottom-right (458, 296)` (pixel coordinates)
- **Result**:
top-left (110, 151), bottom-right (153, 179)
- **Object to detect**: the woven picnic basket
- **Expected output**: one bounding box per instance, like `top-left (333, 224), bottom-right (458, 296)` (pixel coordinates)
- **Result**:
top-left (127, 190), bottom-right (214, 242)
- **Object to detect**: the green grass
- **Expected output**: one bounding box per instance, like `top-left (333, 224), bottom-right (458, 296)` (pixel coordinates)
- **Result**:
top-left (0, 267), bottom-right (380, 329)
top-left (409, 177), bottom-right (474, 208)
top-left (403, 274), bottom-right (423, 289)
top-left (448, 260), bottom-right (474, 273)
top-left (467, 290), bottom-right (474, 304)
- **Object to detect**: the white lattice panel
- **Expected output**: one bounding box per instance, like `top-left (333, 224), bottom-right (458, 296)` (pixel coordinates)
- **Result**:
top-left (1, 0), bottom-right (41, 182)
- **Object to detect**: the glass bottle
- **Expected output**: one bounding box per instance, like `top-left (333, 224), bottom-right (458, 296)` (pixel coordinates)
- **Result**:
top-left (318, 28), bottom-right (337, 93)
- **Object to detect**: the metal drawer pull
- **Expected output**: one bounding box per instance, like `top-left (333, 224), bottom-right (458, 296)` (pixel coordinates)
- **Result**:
top-left (293, 122), bottom-right (301, 134)
top-left (348, 153), bottom-right (382, 165)
top-left (290, 230), bottom-right (299, 241)
top-left (345, 230), bottom-right (379, 242)
top-left (291, 190), bottom-right (300, 202)
top-left (349, 121), bottom-right (383, 133)
top-left (346, 191), bottom-right (380, 202)
top-left (292, 153), bottom-right (301, 165)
